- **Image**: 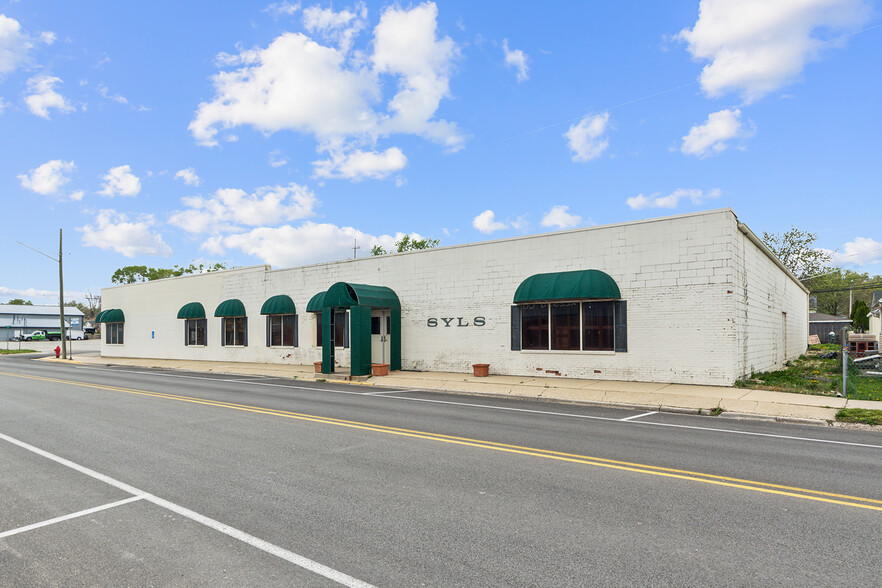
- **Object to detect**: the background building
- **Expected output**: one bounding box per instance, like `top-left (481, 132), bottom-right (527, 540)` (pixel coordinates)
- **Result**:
top-left (99, 209), bottom-right (808, 386)
top-left (0, 304), bottom-right (85, 341)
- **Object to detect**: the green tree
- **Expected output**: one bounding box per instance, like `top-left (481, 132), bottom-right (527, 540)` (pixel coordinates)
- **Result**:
top-left (6, 299), bottom-right (33, 305)
top-left (808, 268), bottom-right (882, 316)
top-left (850, 300), bottom-right (870, 331)
top-left (111, 262), bottom-right (229, 284)
top-left (371, 235), bottom-right (440, 256)
top-left (64, 300), bottom-right (90, 316)
top-left (761, 226), bottom-right (831, 279)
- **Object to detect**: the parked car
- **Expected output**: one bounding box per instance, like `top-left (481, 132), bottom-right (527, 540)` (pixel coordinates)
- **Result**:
top-left (23, 330), bottom-right (47, 341)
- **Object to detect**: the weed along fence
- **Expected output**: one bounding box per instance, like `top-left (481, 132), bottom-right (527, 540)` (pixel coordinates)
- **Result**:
top-left (844, 328), bottom-right (882, 401)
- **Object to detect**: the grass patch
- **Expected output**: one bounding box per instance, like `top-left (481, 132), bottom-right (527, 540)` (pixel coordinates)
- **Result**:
top-left (836, 408), bottom-right (882, 426)
top-left (0, 349), bottom-right (37, 355)
top-left (709, 407), bottom-right (724, 416)
top-left (736, 348), bottom-right (882, 402)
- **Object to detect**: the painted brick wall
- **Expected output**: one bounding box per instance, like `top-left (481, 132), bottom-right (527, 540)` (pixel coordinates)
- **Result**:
top-left (101, 209), bottom-right (806, 386)
top-left (731, 228), bottom-right (809, 377)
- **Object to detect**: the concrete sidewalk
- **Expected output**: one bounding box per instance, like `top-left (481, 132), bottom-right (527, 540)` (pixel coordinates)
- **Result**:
top-left (52, 353), bottom-right (882, 425)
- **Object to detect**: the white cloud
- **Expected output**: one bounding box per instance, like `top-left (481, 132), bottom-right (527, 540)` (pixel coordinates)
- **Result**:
top-left (472, 209), bottom-right (508, 234)
top-left (681, 108), bottom-right (754, 157)
top-left (626, 188), bottom-right (722, 210)
top-left (205, 221), bottom-right (399, 267)
top-left (97, 83), bottom-right (128, 104)
top-left (302, 2), bottom-right (367, 54)
top-left (502, 39), bottom-right (529, 82)
top-left (168, 183), bottom-right (318, 234)
top-left (831, 237), bottom-right (882, 266)
top-left (190, 32), bottom-right (378, 147)
top-left (17, 159), bottom-right (75, 196)
top-left (174, 167), bottom-right (201, 186)
top-left (263, 1), bottom-right (301, 18)
top-left (69, 190), bottom-right (84, 201)
top-left (190, 2), bottom-right (462, 180)
top-left (79, 209), bottom-right (172, 258)
top-left (372, 3), bottom-right (462, 150)
top-left (24, 75), bottom-right (74, 119)
top-left (0, 15), bottom-right (32, 75)
top-left (564, 112), bottom-right (610, 162)
top-left (313, 147), bottom-right (406, 180)
top-left (540, 205), bottom-right (582, 228)
top-left (39, 31), bottom-right (56, 45)
top-left (677, 0), bottom-right (870, 103)
top-left (269, 150), bottom-right (287, 168)
top-left (99, 165), bottom-right (141, 197)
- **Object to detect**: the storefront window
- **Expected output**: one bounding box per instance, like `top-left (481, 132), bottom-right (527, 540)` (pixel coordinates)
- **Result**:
top-left (186, 319), bottom-right (206, 346)
top-left (105, 322), bottom-right (124, 345)
top-left (516, 300), bottom-right (623, 352)
top-left (268, 314), bottom-right (296, 347)
top-left (521, 304), bottom-right (549, 350)
top-left (551, 303), bottom-right (580, 350)
top-left (223, 317), bottom-right (247, 346)
top-left (583, 301), bottom-right (614, 351)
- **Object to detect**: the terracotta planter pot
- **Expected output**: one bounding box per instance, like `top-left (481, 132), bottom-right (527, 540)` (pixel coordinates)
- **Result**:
top-left (314, 361), bottom-right (322, 373)
top-left (472, 363), bottom-right (490, 377)
top-left (371, 363), bottom-right (390, 376)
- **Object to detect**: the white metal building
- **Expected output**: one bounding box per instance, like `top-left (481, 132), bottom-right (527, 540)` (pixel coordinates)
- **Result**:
top-left (98, 209), bottom-right (809, 386)
top-left (0, 304), bottom-right (85, 341)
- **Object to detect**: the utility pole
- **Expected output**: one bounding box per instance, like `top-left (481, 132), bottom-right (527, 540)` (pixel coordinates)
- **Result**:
top-left (59, 229), bottom-right (67, 360)
top-left (15, 230), bottom-right (68, 359)
top-left (352, 238), bottom-right (360, 259)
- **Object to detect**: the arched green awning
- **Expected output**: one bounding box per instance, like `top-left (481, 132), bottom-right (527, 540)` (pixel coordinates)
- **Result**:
top-left (95, 309), bottom-right (125, 323)
top-left (513, 269), bottom-right (620, 303)
top-left (306, 292), bottom-right (326, 313)
top-left (214, 299), bottom-right (246, 317)
top-left (260, 294), bottom-right (296, 315)
top-left (323, 282), bottom-right (400, 309)
top-left (177, 302), bottom-right (206, 319)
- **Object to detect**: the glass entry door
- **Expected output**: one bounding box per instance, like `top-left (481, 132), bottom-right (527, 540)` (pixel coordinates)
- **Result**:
top-left (370, 309), bottom-right (390, 364)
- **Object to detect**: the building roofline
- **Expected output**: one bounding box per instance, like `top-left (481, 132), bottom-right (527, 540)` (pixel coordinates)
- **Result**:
top-left (267, 208), bottom-right (742, 275)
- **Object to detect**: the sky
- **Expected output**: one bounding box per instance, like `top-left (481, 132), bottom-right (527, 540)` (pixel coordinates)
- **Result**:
top-left (2, 0), bottom-right (881, 305)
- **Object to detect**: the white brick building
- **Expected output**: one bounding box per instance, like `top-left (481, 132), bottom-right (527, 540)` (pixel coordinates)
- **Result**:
top-left (99, 209), bottom-right (808, 386)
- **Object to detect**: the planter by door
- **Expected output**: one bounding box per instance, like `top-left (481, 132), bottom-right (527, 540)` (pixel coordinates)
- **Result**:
top-left (372, 363), bottom-right (390, 376)
top-left (314, 361), bottom-right (322, 373)
top-left (472, 363), bottom-right (490, 377)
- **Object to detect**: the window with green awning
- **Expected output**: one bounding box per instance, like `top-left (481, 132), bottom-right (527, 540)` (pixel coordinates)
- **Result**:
top-left (511, 270), bottom-right (626, 353)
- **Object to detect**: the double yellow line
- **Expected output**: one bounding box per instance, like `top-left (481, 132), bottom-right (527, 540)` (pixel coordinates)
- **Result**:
top-left (3, 369), bottom-right (881, 512)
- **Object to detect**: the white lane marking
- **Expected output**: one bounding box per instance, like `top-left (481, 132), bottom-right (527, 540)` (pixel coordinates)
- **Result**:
top-left (362, 389), bottom-right (412, 396)
top-left (0, 496), bottom-right (144, 540)
top-left (620, 411), bottom-right (658, 422)
top-left (47, 364), bottom-right (882, 450)
top-left (0, 432), bottom-right (376, 588)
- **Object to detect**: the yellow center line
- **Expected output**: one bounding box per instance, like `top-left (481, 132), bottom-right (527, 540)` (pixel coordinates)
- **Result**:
top-left (3, 369), bottom-right (881, 512)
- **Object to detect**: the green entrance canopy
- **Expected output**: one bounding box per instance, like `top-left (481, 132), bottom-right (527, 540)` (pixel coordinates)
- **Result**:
top-left (322, 282), bottom-right (400, 309)
top-left (177, 302), bottom-right (206, 319)
top-left (95, 308), bottom-right (125, 323)
top-left (260, 294), bottom-right (296, 315)
top-left (214, 299), bottom-right (246, 317)
top-left (306, 292), bottom-right (326, 313)
top-left (513, 269), bottom-right (620, 303)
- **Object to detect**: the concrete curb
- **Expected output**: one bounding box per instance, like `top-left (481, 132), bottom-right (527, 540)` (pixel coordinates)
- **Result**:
top-left (40, 356), bottom-right (881, 429)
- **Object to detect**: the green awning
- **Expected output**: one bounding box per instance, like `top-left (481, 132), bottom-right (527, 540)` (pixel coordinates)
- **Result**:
top-left (260, 294), bottom-right (296, 315)
top-left (177, 302), bottom-right (206, 319)
top-left (513, 269), bottom-right (620, 303)
top-left (95, 308), bottom-right (125, 323)
top-left (306, 292), bottom-right (326, 313)
top-left (214, 299), bottom-right (246, 317)
top-left (323, 282), bottom-right (400, 309)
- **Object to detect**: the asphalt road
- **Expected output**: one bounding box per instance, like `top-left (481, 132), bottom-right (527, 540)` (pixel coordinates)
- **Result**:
top-left (1, 356), bottom-right (881, 586)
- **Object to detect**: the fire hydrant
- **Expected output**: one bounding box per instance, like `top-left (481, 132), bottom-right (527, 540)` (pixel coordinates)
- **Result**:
top-left (54, 346), bottom-right (61, 359)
